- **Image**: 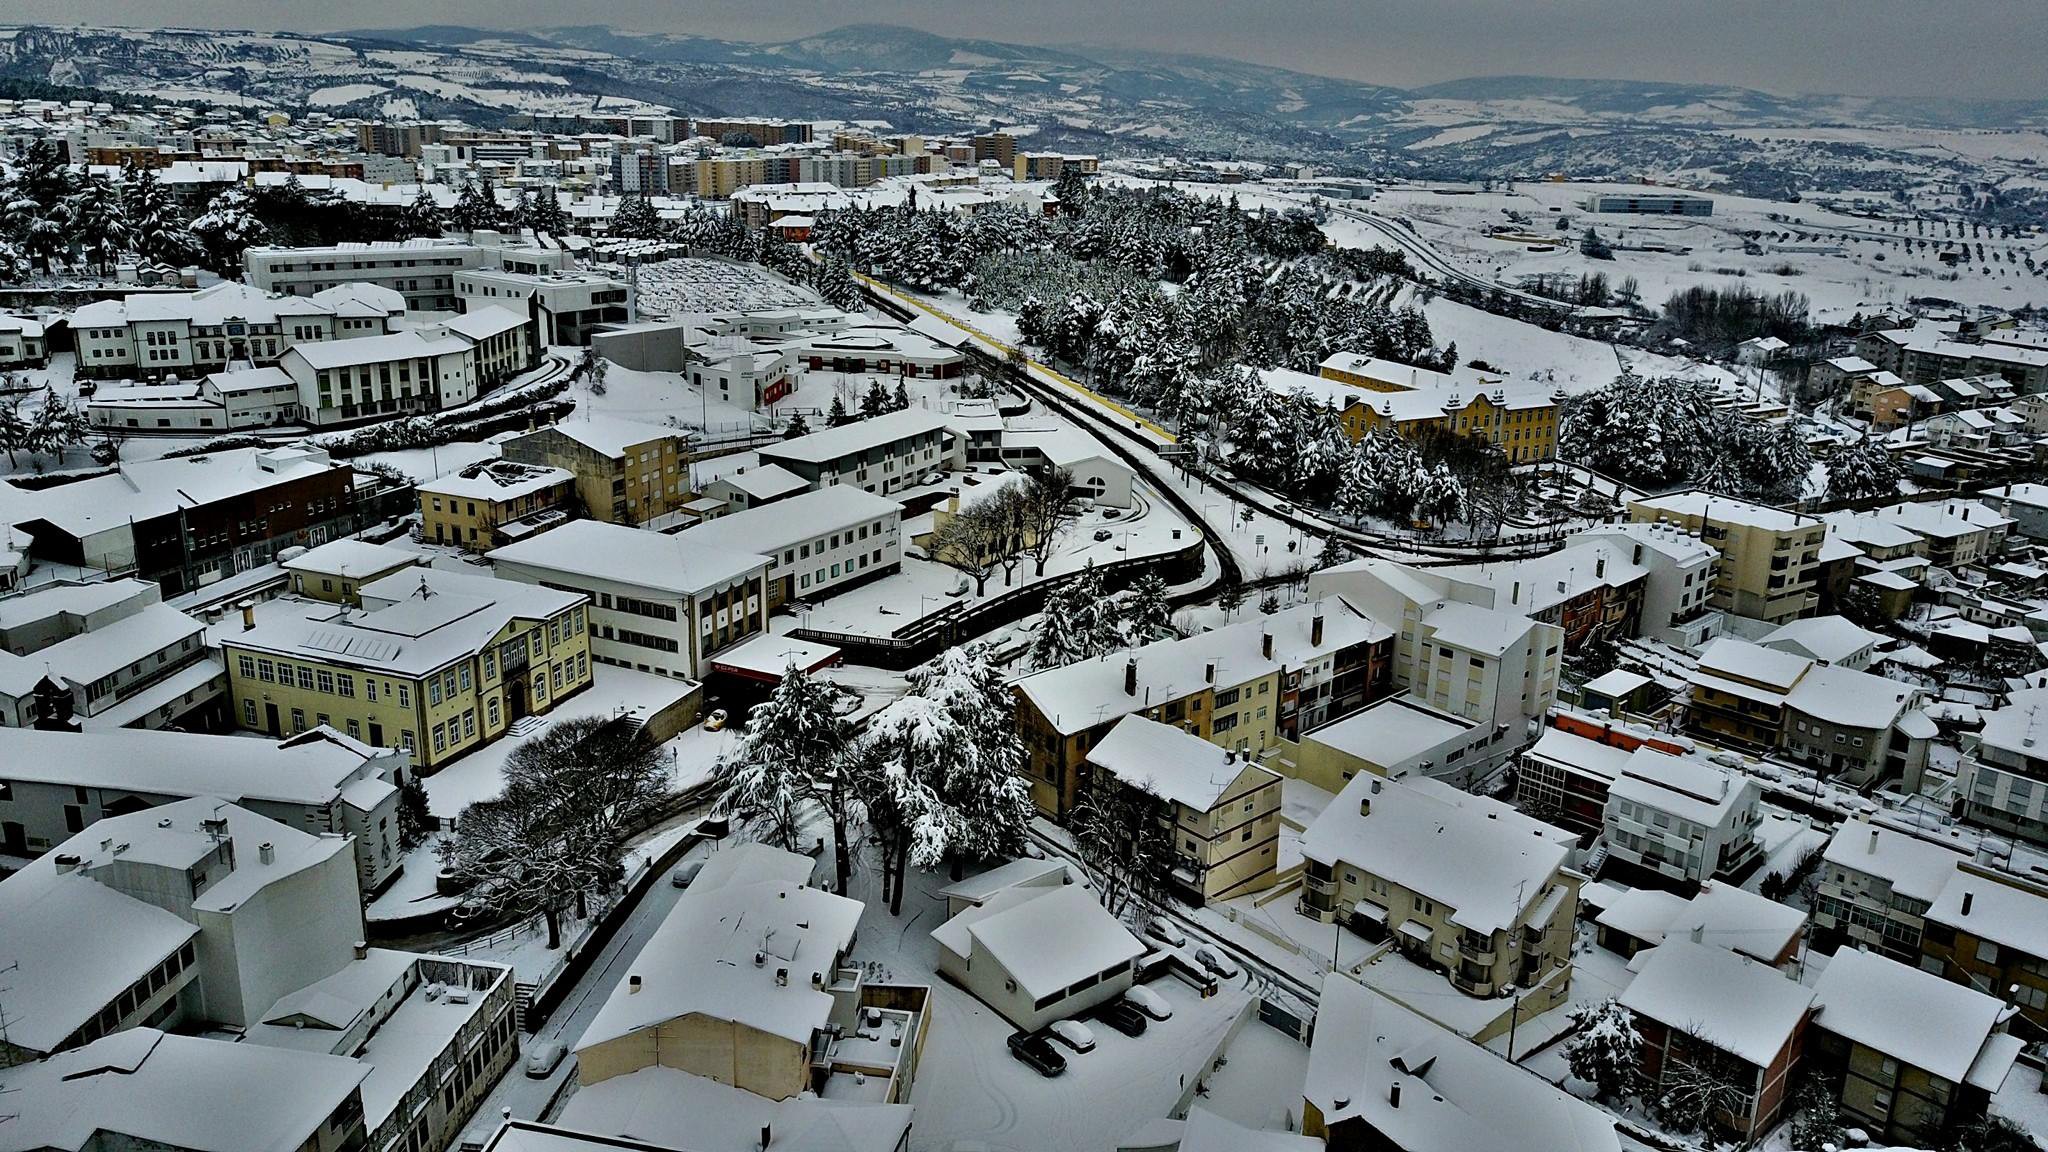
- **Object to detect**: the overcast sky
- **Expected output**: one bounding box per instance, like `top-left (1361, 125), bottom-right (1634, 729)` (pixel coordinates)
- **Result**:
top-left (13, 1), bottom-right (2046, 101)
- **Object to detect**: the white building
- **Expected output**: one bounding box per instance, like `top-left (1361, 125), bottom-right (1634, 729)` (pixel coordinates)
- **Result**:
top-left (246, 949), bottom-right (518, 1152)
top-left (245, 238), bottom-right (487, 310)
top-left (0, 312), bottom-right (48, 366)
top-left (277, 305), bottom-right (530, 426)
top-left (0, 724), bottom-right (407, 893)
top-left (0, 797), bottom-right (362, 1059)
top-left (1570, 521), bottom-right (1723, 647)
top-left (932, 881), bottom-right (1147, 1033)
top-left (454, 267), bottom-right (630, 345)
top-left (756, 408), bottom-right (962, 495)
top-left (87, 365), bottom-right (304, 432)
top-left (1957, 687), bottom-right (2048, 847)
top-left (1759, 614), bottom-right (1884, 670)
top-left (70, 281), bottom-right (405, 380)
top-left (670, 484), bottom-right (903, 607)
top-left (1810, 818), bottom-right (1973, 959)
top-left (1602, 747), bottom-right (1764, 888)
top-left (489, 518), bottom-right (770, 681)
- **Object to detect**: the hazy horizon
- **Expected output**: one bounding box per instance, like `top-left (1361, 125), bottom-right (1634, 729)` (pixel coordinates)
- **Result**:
top-left (7, 2), bottom-right (2047, 103)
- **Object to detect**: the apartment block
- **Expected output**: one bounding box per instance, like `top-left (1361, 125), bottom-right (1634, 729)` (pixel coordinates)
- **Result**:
top-left (245, 239), bottom-right (486, 310)
top-left (1085, 715), bottom-right (1284, 904)
top-left (419, 459), bottom-right (577, 550)
top-left (755, 408), bottom-right (963, 496)
top-left (1014, 598), bottom-right (1393, 818)
top-left (1299, 775), bottom-right (1580, 1016)
top-left (1601, 746), bottom-right (1765, 890)
top-left (69, 280), bottom-right (404, 380)
top-left (500, 414), bottom-right (693, 526)
top-left (1630, 492), bottom-right (1824, 625)
top-left (1810, 819), bottom-right (1973, 960)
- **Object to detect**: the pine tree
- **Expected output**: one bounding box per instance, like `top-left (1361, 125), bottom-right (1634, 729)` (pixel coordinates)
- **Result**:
top-left (1216, 581), bottom-right (1246, 620)
top-left (783, 411), bottom-right (812, 438)
top-left (188, 186), bottom-right (269, 275)
top-left (123, 165), bottom-right (196, 266)
top-left (889, 378), bottom-right (910, 412)
top-left (610, 193), bottom-right (662, 240)
top-left (398, 186), bottom-right (443, 239)
top-left (526, 185), bottom-right (571, 236)
top-left (1562, 999), bottom-right (1642, 1103)
top-left (448, 177), bottom-right (504, 234)
top-left (65, 173), bottom-right (129, 275)
top-left (3, 138), bottom-right (72, 272)
top-left (860, 377), bottom-right (890, 419)
top-left (826, 394), bottom-right (851, 426)
top-left (714, 664), bottom-right (861, 891)
top-left (902, 645), bottom-right (1031, 876)
top-left (1824, 435), bottom-right (1901, 503)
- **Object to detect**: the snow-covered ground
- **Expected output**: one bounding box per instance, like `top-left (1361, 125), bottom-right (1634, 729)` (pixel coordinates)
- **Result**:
top-left (626, 257), bottom-right (822, 319)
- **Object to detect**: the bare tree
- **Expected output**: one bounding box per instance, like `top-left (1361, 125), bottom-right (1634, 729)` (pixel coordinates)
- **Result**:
top-left (932, 489), bottom-right (1023, 595)
top-left (1067, 767), bottom-right (1176, 921)
top-left (439, 717), bottom-right (668, 948)
top-left (1653, 1026), bottom-right (1756, 1139)
top-left (1021, 466), bottom-right (1081, 577)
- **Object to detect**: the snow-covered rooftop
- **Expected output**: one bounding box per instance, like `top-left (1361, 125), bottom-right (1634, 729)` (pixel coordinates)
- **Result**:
top-left (418, 459), bottom-right (574, 502)
top-left (1015, 597), bottom-right (1390, 736)
top-left (1306, 974), bottom-right (1620, 1152)
top-left (1523, 726), bottom-right (1638, 784)
top-left (936, 882), bottom-right (1145, 1001)
top-left (1632, 490), bottom-right (1818, 534)
top-left (1926, 869), bottom-right (2048, 960)
top-left (558, 1064), bottom-right (911, 1152)
top-left (1619, 940), bottom-right (1814, 1067)
top-left (1086, 714), bottom-right (1280, 812)
top-left (1303, 697), bottom-right (1474, 772)
top-left (488, 519), bottom-right (765, 598)
top-left (1812, 947), bottom-right (2018, 1088)
top-left (0, 725), bottom-right (389, 808)
top-left (0, 1028), bottom-right (369, 1152)
top-left (676, 485), bottom-right (899, 557)
top-left (1759, 615), bottom-right (1883, 666)
top-left (281, 538), bottom-right (418, 582)
top-left (576, 843), bottom-right (860, 1052)
top-left (1607, 748), bottom-right (1754, 829)
top-left (1301, 775), bottom-right (1572, 936)
top-left (756, 408), bottom-right (955, 467)
top-left (539, 413), bottom-right (685, 457)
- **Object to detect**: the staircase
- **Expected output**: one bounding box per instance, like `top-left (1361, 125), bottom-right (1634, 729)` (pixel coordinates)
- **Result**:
top-left (508, 716), bottom-right (549, 739)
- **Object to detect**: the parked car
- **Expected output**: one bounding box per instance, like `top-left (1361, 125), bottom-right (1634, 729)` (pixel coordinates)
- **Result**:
top-left (1194, 946), bottom-right (1239, 980)
top-left (1007, 1030), bottom-right (1067, 1077)
top-left (524, 1040), bottom-right (566, 1078)
top-left (1048, 1018), bottom-right (1096, 1053)
top-left (1093, 529), bottom-right (1114, 541)
top-left (1124, 986), bottom-right (1174, 1021)
top-left (921, 470), bottom-right (946, 485)
top-left (670, 860), bottom-right (705, 889)
top-left (1144, 920), bottom-right (1187, 948)
top-left (1095, 999), bottom-right (1148, 1037)
top-left (703, 708), bottom-right (729, 732)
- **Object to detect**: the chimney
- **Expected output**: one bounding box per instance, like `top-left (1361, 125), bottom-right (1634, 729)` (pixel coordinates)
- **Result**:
top-left (259, 841), bottom-right (274, 865)
top-left (1511, 581), bottom-right (1520, 605)
top-left (1205, 662), bottom-right (1216, 684)
top-left (1312, 612), bottom-right (1325, 647)
top-left (1690, 923), bottom-right (1704, 944)
top-left (240, 600), bottom-right (255, 632)
top-left (1262, 631), bottom-right (1273, 660)
top-left (1868, 827), bottom-right (1879, 854)
top-left (1389, 1082), bottom-right (1401, 1109)
top-left (1595, 556), bottom-right (1606, 579)
top-left (1962, 891), bottom-right (1975, 916)
top-left (353, 940), bottom-right (368, 960)
top-left (629, 974), bottom-right (643, 994)
top-left (761, 1125), bottom-right (773, 1151)
top-left (1124, 658), bottom-right (1138, 697)
top-left (1633, 542), bottom-right (1644, 565)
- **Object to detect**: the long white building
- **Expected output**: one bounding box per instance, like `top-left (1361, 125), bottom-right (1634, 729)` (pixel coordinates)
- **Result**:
top-left (70, 281), bottom-right (406, 380)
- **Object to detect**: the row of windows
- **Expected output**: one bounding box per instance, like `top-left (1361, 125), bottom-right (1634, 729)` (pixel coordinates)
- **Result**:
top-left (64, 939), bottom-right (196, 1051)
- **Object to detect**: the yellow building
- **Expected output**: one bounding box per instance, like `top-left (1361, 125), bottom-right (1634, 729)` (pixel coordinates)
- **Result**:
top-left (417, 459), bottom-right (577, 550)
top-left (222, 567), bottom-right (592, 770)
top-left (279, 539), bottom-right (419, 605)
top-left (1629, 491), bottom-right (1823, 624)
top-left (500, 415), bottom-right (694, 527)
top-left (1268, 355), bottom-right (1564, 462)
top-left (1084, 716), bottom-right (1283, 904)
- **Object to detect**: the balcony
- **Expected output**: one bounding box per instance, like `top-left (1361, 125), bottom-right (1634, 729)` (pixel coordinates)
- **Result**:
top-left (1450, 967), bottom-right (1496, 997)
top-left (1457, 932), bottom-right (1497, 965)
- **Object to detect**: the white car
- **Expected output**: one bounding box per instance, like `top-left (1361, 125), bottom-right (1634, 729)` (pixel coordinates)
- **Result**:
top-left (524, 1039), bottom-right (566, 1078)
top-left (1144, 920), bottom-right (1186, 948)
top-left (1124, 986), bottom-right (1173, 1021)
top-left (670, 860), bottom-right (705, 889)
top-left (1048, 1018), bottom-right (1096, 1053)
top-left (1194, 946), bottom-right (1239, 980)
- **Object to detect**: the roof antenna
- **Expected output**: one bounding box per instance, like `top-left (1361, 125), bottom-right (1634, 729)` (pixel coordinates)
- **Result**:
top-left (418, 574), bottom-right (434, 599)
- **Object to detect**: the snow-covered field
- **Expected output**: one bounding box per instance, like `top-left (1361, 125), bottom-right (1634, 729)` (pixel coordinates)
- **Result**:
top-left (628, 258), bottom-right (823, 319)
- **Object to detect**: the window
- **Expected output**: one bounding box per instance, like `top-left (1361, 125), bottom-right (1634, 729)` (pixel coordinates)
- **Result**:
top-left (237, 654), bottom-right (256, 678)
top-left (397, 684), bottom-right (411, 707)
top-left (297, 667), bottom-right (315, 691)
top-left (337, 674), bottom-right (355, 698)
top-left (317, 669), bottom-right (335, 694)
top-left (243, 698), bottom-right (257, 726)
top-left (257, 659), bottom-right (275, 683)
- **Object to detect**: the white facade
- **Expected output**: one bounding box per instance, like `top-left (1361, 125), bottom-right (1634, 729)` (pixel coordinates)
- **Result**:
top-left (454, 267), bottom-right (630, 345)
top-left (674, 485), bottom-right (903, 604)
top-left (1570, 521), bottom-right (1722, 647)
top-left (1602, 748), bottom-right (1764, 887)
top-left (87, 366), bottom-right (303, 432)
top-left (70, 281), bottom-right (402, 380)
top-left (246, 239), bottom-right (486, 310)
top-left (756, 408), bottom-right (962, 495)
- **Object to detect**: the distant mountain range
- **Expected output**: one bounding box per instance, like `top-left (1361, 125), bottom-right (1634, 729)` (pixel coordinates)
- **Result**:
top-left (3, 22), bottom-right (2045, 193)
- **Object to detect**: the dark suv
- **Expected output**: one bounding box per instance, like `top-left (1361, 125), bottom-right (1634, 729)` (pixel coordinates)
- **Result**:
top-left (1007, 1029), bottom-right (1068, 1077)
top-left (1094, 999), bottom-right (1149, 1037)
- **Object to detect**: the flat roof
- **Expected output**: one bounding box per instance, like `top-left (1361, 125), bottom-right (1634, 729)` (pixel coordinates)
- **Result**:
top-left (490, 519), bottom-right (767, 597)
top-left (756, 408), bottom-right (954, 466)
